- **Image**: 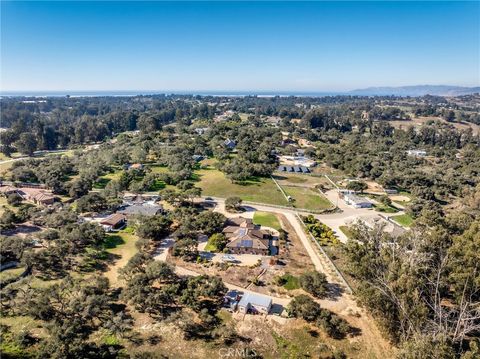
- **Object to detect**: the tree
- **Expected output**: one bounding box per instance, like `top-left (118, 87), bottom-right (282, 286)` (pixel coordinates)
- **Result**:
top-left (225, 196), bottom-right (242, 212)
top-left (76, 192), bottom-right (109, 213)
top-left (346, 181), bottom-right (368, 193)
top-left (6, 193), bottom-right (23, 206)
top-left (287, 294), bottom-right (322, 322)
top-left (195, 211), bottom-right (226, 236)
top-left (136, 215), bottom-right (172, 241)
top-left (68, 178), bottom-right (91, 199)
top-left (206, 233), bottom-right (228, 252)
top-left (15, 133), bottom-right (37, 156)
top-left (299, 271), bottom-right (329, 298)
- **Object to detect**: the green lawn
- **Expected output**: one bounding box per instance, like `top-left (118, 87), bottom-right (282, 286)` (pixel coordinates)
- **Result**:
top-left (281, 273), bottom-right (300, 290)
top-left (391, 213), bottom-right (414, 227)
top-left (103, 229), bottom-right (139, 286)
top-left (253, 211), bottom-right (282, 230)
top-left (93, 168), bottom-right (123, 189)
top-left (373, 203), bottom-right (399, 213)
top-left (282, 186), bottom-right (333, 211)
top-left (194, 167), bottom-right (288, 206)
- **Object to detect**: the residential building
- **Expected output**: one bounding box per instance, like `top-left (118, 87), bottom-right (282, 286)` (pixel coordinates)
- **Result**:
top-left (223, 217), bottom-right (272, 255)
top-left (118, 204), bottom-right (163, 217)
top-left (237, 292), bottom-right (272, 314)
top-left (16, 187), bottom-right (56, 206)
top-left (344, 193), bottom-right (373, 208)
top-left (224, 138), bottom-right (236, 149)
top-left (407, 149), bottom-right (427, 157)
top-left (100, 213), bottom-right (127, 232)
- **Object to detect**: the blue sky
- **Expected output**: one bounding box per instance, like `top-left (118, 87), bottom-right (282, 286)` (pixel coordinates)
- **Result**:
top-left (1, 1), bottom-right (479, 92)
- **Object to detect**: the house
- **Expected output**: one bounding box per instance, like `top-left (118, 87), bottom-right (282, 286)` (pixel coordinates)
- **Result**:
top-left (237, 292), bottom-right (272, 315)
top-left (194, 127), bottom-right (209, 135)
top-left (16, 188), bottom-right (56, 206)
top-left (223, 289), bottom-right (242, 311)
top-left (192, 155), bottom-right (204, 162)
top-left (129, 163), bottom-right (144, 170)
top-left (0, 185), bottom-right (18, 196)
top-left (407, 150), bottom-right (427, 157)
top-left (118, 204), bottom-right (163, 217)
top-left (224, 139), bottom-right (236, 149)
top-left (223, 217), bottom-right (271, 255)
top-left (344, 193), bottom-right (372, 209)
top-left (100, 213), bottom-right (127, 232)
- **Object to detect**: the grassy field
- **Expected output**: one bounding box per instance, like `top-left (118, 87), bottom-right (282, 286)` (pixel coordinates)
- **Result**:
top-left (273, 173), bottom-right (329, 188)
top-left (282, 186), bottom-right (333, 211)
top-left (194, 167), bottom-right (288, 206)
top-left (373, 203), bottom-right (399, 213)
top-left (103, 229), bottom-right (139, 286)
top-left (391, 213), bottom-right (414, 227)
top-left (253, 211), bottom-right (282, 230)
top-left (93, 168), bottom-right (123, 189)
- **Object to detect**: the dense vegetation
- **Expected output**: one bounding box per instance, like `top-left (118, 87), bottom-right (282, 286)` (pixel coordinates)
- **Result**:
top-left (0, 93), bottom-right (478, 357)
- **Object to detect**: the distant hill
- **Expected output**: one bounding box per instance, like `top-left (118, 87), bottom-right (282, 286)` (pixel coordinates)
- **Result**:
top-left (350, 85), bottom-right (480, 97)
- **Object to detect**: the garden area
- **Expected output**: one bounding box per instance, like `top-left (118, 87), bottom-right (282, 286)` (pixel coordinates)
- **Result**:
top-left (302, 215), bottom-right (339, 246)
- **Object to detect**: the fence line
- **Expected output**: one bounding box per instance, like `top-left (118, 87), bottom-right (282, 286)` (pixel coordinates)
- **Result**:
top-left (296, 213), bottom-right (353, 294)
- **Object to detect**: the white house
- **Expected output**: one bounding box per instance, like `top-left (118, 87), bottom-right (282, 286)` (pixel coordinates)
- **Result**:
top-left (407, 149), bottom-right (427, 157)
top-left (237, 293), bottom-right (272, 315)
top-left (344, 193), bottom-right (373, 209)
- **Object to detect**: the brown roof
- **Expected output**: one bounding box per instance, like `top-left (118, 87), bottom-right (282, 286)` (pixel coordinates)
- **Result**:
top-left (100, 213), bottom-right (126, 226)
top-left (0, 186), bottom-right (18, 193)
top-left (33, 192), bottom-right (55, 202)
top-left (226, 217), bottom-right (255, 229)
top-left (225, 227), bottom-right (270, 250)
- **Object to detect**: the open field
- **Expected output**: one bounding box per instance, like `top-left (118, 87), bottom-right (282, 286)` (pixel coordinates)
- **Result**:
top-left (194, 167), bottom-right (288, 206)
top-left (103, 229), bottom-right (139, 286)
top-left (253, 211), bottom-right (282, 230)
top-left (391, 213), bottom-right (414, 227)
top-left (282, 186), bottom-right (333, 211)
top-left (388, 116), bottom-right (480, 135)
top-left (273, 173), bottom-right (329, 188)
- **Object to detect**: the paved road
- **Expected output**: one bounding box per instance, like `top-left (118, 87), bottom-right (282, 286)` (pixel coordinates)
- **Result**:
top-left (0, 149), bottom-right (71, 166)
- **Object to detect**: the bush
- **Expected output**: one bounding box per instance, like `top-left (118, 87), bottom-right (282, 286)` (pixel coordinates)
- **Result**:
top-left (225, 196), bottom-right (242, 212)
top-left (6, 193), bottom-right (22, 206)
top-left (288, 295), bottom-right (351, 339)
top-left (299, 271), bottom-right (328, 298)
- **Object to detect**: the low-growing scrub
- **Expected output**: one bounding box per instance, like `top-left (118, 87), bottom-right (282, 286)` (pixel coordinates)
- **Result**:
top-left (302, 215), bottom-right (339, 245)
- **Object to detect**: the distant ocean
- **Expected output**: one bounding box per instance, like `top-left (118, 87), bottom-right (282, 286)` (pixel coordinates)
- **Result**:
top-left (0, 90), bottom-right (345, 98)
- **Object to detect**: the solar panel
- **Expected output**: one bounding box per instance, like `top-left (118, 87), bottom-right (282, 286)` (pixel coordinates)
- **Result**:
top-left (239, 239), bottom-right (253, 247)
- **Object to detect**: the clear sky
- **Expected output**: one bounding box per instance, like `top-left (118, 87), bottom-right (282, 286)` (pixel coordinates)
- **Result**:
top-left (1, 1), bottom-right (479, 92)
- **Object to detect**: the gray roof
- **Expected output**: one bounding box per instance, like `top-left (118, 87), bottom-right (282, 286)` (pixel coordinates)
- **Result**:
top-left (118, 204), bottom-right (162, 216)
top-left (238, 292), bottom-right (272, 308)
